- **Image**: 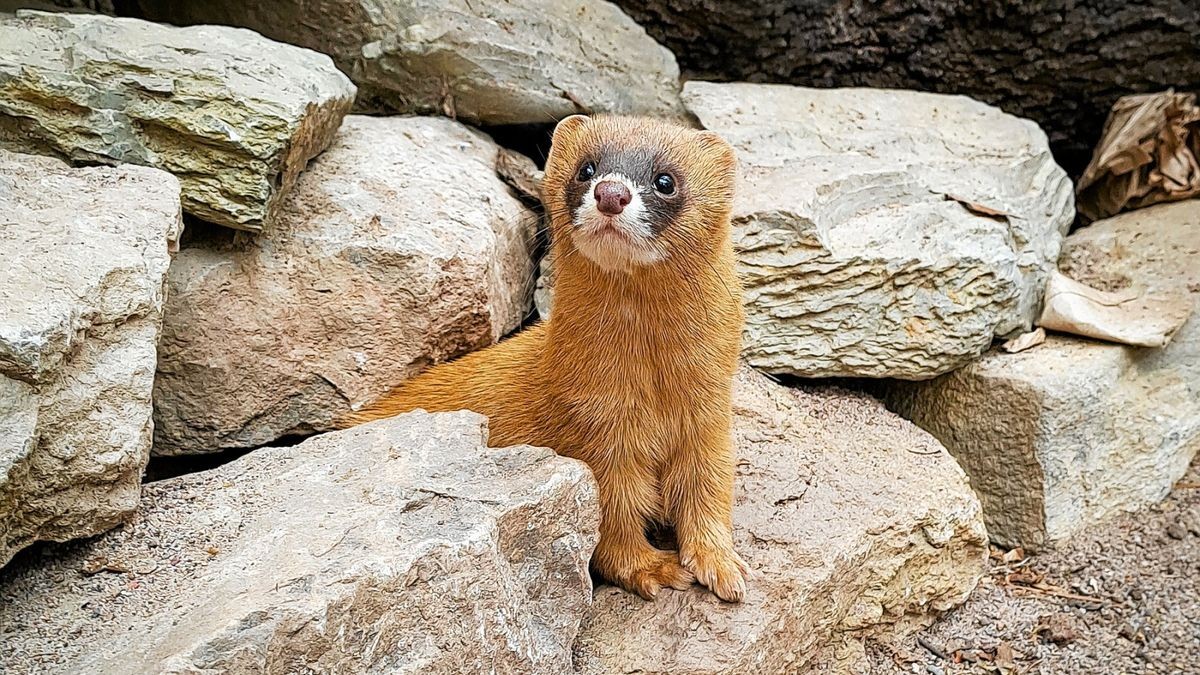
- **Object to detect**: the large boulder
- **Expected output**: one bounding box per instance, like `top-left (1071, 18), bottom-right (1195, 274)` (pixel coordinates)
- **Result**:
top-left (132, 0), bottom-right (685, 126)
top-left (888, 200), bottom-right (1200, 550)
top-left (0, 150), bottom-right (181, 567)
top-left (153, 116), bottom-right (538, 454)
top-left (0, 411), bottom-right (600, 673)
top-left (612, 0), bottom-right (1200, 177)
top-left (575, 368), bottom-right (989, 674)
top-left (0, 10), bottom-right (355, 232)
top-left (683, 81), bottom-right (1074, 379)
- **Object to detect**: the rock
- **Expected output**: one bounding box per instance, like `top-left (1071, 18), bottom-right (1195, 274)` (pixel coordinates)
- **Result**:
top-left (0, 10), bottom-right (355, 232)
top-left (153, 116), bottom-right (538, 454)
top-left (0, 150), bottom-right (181, 567)
top-left (574, 368), bottom-right (989, 674)
top-left (133, 0), bottom-right (685, 126)
top-left (612, 0), bottom-right (1200, 177)
top-left (683, 81), bottom-right (1074, 379)
top-left (0, 411), bottom-right (600, 673)
top-left (888, 201), bottom-right (1200, 549)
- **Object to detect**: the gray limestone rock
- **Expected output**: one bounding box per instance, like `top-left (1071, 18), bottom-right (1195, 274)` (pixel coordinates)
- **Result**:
top-left (0, 10), bottom-right (356, 232)
top-left (0, 150), bottom-right (181, 566)
top-left (133, 0), bottom-right (685, 125)
top-left (0, 411), bottom-right (599, 674)
top-left (153, 116), bottom-right (538, 454)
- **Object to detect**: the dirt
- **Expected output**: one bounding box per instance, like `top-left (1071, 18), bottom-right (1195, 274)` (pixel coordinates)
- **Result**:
top-left (863, 456), bottom-right (1200, 674)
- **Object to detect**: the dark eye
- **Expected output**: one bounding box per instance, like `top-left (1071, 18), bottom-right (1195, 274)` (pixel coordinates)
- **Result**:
top-left (576, 161), bottom-right (596, 182)
top-left (653, 173), bottom-right (675, 195)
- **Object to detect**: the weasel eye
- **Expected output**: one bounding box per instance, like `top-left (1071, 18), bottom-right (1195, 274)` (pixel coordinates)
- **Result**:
top-left (653, 173), bottom-right (676, 195)
top-left (576, 161), bottom-right (596, 182)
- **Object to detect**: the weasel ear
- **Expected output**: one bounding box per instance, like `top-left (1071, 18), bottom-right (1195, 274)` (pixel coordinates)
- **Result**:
top-left (551, 114), bottom-right (589, 147)
top-left (695, 130), bottom-right (737, 168)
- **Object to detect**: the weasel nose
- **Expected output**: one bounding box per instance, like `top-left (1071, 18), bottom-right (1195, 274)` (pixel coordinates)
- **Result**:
top-left (594, 181), bottom-right (631, 216)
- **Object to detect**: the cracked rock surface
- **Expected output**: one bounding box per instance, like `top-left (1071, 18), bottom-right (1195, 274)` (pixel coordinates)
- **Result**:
top-left (0, 150), bottom-right (181, 566)
top-left (0, 411), bottom-right (599, 674)
top-left (152, 115), bottom-right (538, 454)
top-left (0, 10), bottom-right (355, 232)
top-left (683, 82), bottom-right (1074, 379)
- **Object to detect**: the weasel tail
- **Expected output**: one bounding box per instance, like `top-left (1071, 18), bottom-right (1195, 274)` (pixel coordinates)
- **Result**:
top-left (339, 115), bottom-right (748, 602)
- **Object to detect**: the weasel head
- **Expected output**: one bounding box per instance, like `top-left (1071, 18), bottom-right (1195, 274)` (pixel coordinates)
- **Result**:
top-left (541, 114), bottom-right (737, 273)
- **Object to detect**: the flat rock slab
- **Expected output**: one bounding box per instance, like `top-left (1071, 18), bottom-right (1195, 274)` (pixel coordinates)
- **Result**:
top-left (575, 369), bottom-right (989, 674)
top-left (153, 115), bottom-right (538, 454)
top-left (0, 411), bottom-right (599, 674)
top-left (888, 201), bottom-right (1200, 549)
top-left (0, 150), bottom-right (180, 566)
top-left (0, 10), bottom-right (355, 232)
top-left (683, 82), bottom-right (1074, 379)
top-left (134, 0), bottom-right (685, 125)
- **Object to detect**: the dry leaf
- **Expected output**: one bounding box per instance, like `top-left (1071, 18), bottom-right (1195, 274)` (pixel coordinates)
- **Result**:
top-left (1002, 328), bottom-right (1046, 353)
top-left (1037, 271), bottom-right (1192, 348)
top-left (942, 193), bottom-right (1012, 221)
top-left (1077, 90), bottom-right (1200, 222)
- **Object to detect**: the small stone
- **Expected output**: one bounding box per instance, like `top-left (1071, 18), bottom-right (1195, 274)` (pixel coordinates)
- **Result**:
top-left (1166, 522), bottom-right (1187, 540)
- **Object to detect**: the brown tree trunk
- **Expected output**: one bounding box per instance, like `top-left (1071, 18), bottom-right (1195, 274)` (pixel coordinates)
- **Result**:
top-left (615, 0), bottom-right (1200, 176)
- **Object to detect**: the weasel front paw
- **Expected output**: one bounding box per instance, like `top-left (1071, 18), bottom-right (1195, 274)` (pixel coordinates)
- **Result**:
top-left (681, 545), bottom-right (749, 602)
top-left (616, 550), bottom-right (695, 600)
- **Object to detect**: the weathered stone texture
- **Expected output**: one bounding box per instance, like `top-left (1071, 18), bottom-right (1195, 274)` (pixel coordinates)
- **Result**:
top-left (0, 411), bottom-right (599, 674)
top-left (889, 201), bottom-right (1200, 549)
top-left (0, 10), bottom-right (355, 231)
top-left (0, 150), bottom-right (181, 566)
top-left (133, 0), bottom-right (685, 125)
top-left (575, 368), bottom-right (989, 674)
top-left (682, 81), bottom-right (1074, 380)
top-left (153, 116), bottom-right (538, 454)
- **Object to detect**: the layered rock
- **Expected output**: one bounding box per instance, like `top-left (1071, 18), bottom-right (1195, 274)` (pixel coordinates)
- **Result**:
top-left (153, 116), bottom-right (538, 454)
top-left (682, 81), bottom-right (1074, 379)
top-left (133, 0), bottom-right (685, 125)
top-left (0, 150), bottom-right (181, 566)
top-left (888, 201), bottom-right (1200, 549)
top-left (0, 10), bottom-right (355, 232)
top-left (0, 411), bottom-right (600, 673)
top-left (575, 368), bottom-right (989, 674)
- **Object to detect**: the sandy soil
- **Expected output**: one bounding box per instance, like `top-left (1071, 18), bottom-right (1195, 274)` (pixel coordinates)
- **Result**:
top-left (864, 456), bottom-right (1200, 674)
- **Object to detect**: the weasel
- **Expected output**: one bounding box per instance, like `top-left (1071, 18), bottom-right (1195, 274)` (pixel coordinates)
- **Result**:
top-left (340, 114), bottom-right (748, 602)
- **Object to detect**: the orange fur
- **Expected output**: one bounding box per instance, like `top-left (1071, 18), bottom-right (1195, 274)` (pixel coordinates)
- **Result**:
top-left (339, 115), bottom-right (747, 601)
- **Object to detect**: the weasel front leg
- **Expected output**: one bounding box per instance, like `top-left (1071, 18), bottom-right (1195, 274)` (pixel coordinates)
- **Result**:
top-left (587, 451), bottom-right (694, 600)
top-left (662, 417), bottom-right (749, 602)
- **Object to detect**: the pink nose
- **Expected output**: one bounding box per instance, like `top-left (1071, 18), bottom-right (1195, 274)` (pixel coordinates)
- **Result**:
top-left (594, 181), bottom-right (631, 216)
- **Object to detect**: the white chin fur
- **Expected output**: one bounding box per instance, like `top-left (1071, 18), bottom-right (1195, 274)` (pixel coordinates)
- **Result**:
top-left (571, 172), bottom-right (664, 272)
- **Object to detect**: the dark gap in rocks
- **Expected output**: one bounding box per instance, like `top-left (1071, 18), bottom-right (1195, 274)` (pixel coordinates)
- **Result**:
top-left (177, 213), bottom-right (239, 250)
top-left (482, 123), bottom-right (555, 331)
top-left (483, 122), bottom-right (555, 170)
top-left (765, 371), bottom-right (891, 401)
top-left (143, 447), bottom-right (254, 483)
top-left (143, 433), bottom-right (312, 483)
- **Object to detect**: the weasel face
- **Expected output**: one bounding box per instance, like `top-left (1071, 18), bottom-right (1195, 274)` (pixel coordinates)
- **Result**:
top-left (569, 167), bottom-right (670, 271)
top-left (543, 115), bottom-right (737, 273)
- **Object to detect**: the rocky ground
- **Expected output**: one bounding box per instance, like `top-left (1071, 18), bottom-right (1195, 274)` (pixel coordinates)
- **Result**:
top-left (866, 456), bottom-right (1200, 675)
top-left (2, 3), bottom-right (1199, 673)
